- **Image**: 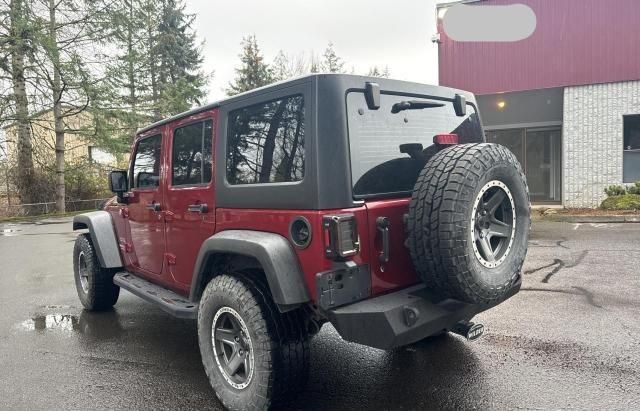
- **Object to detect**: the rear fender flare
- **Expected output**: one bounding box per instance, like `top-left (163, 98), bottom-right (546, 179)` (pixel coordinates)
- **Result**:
top-left (189, 230), bottom-right (310, 309)
top-left (72, 211), bottom-right (123, 268)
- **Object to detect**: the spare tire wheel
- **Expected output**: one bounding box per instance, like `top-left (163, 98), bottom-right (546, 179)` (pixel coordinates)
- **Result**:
top-left (408, 143), bottom-right (530, 305)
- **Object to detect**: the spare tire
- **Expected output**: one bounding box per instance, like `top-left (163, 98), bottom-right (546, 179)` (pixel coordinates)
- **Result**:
top-left (408, 143), bottom-right (530, 305)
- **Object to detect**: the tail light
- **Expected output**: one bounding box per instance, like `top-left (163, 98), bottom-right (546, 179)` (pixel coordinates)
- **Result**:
top-left (323, 214), bottom-right (360, 259)
top-left (434, 133), bottom-right (459, 145)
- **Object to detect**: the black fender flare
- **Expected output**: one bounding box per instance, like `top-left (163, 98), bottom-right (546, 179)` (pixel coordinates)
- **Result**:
top-left (72, 211), bottom-right (123, 268)
top-left (189, 230), bottom-right (310, 309)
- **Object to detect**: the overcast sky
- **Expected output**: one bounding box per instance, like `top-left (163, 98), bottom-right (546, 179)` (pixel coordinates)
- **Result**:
top-left (188, 0), bottom-right (440, 101)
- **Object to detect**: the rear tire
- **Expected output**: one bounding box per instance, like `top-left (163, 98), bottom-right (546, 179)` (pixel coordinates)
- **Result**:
top-left (197, 273), bottom-right (310, 411)
top-left (73, 234), bottom-right (120, 310)
top-left (408, 143), bottom-right (530, 305)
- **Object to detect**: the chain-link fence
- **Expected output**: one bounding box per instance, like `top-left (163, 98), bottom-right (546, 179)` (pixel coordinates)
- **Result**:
top-left (1, 198), bottom-right (110, 218)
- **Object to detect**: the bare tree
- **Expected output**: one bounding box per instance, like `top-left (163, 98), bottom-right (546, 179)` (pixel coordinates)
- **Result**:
top-left (27, 0), bottom-right (111, 212)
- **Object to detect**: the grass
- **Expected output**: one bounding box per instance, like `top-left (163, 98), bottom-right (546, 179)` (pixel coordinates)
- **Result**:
top-left (600, 194), bottom-right (640, 211)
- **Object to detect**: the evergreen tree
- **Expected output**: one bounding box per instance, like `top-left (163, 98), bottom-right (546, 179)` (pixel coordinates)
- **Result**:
top-left (368, 66), bottom-right (381, 77)
top-left (321, 42), bottom-right (345, 73)
top-left (367, 65), bottom-right (391, 78)
top-left (154, 0), bottom-right (207, 118)
top-left (227, 35), bottom-right (273, 96)
top-left (104, 0), bottom-right (208, 137)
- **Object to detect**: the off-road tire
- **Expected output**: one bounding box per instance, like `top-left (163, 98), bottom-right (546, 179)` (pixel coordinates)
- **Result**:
top-left (408, 143), bottom-right (530, 305)
top-left (73, 234), bottom-right (120, 310)
top-left (198, 273), bottom-right (310, 411)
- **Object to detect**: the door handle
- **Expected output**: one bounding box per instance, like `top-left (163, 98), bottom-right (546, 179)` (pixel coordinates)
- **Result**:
top-left (376, 216), bottom-right (390, 263)
top-left (187, 203), bottom-right (208, 213)
top-left (146, 202), bottom-right (161, 212)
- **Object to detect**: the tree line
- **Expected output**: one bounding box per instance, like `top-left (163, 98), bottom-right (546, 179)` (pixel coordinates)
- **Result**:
top-left (227, 36), bottom-right (390, 95)
top-left (0, 0), bottom-right (389, 212)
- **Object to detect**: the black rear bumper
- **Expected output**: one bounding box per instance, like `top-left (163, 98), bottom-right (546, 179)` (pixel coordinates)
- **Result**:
top-left (327, 280), bottom-right (520, 350)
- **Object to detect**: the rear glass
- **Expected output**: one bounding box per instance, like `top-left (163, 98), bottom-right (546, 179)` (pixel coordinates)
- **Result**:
top-left (347, 92), bottom-right (483, 198)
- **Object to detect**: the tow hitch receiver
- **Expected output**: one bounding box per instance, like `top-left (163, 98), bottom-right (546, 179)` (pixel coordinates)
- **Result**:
top-left (452, 321), bottom-right (484, 341)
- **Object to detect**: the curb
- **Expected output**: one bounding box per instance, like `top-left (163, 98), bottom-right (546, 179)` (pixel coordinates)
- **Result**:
top-left (539, 215), bottom-right (640, 223)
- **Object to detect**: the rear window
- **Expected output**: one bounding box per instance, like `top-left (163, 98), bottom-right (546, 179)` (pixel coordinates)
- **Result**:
top-left (347, 92), bottom-right (483, 198)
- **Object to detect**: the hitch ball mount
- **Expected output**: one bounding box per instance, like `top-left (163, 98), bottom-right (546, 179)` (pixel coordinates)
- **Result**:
top-left (451, 321), bottom-right (485, 341)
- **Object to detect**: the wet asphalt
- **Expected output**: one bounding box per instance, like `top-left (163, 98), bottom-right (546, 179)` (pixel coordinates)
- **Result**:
top-left (0, 219), bottom-right (639, 410)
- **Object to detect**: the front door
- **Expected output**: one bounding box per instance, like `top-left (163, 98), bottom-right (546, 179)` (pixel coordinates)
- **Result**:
top-left (127, 132), bottom-right (166, 275)
top-left (163, 115), bottom-right (216, 290)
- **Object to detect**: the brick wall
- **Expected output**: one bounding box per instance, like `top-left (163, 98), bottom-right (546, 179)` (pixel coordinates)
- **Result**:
top-left (563, 81), bottom-right (640, 207)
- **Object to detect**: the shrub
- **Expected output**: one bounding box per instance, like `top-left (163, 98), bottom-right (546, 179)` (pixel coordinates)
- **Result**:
top-left (6, 157), bottom-right (111, 204)
top-left (600, 194), bottom-right (640, 210)
top-left (604, 185), bottom-right (627, 197)
top-left (627, 182), bottom-right (640, 195)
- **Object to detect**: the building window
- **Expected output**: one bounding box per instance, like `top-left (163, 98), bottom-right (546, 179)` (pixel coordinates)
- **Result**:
top-left (623, 115), bottom-right (640, 183)
top-left (172, 120), bottom-right (213, 186)
top-left (226, 95), bottom-right (305, 185)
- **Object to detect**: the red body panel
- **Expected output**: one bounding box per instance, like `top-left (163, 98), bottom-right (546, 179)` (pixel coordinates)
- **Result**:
top-left (162, 110), bottom-right (218, 292)
top-left (363, 199), bottom-right (419, 295)
top-left (214, 207), bottom-right (372, 301)
top-left (125, 125), bottom-right (166, 278)
top-left (110, 109), bottom-right (219, 295)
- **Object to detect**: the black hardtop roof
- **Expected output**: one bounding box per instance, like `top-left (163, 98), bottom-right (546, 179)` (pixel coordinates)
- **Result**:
top-left (136, 73), bottom-right (475, 135)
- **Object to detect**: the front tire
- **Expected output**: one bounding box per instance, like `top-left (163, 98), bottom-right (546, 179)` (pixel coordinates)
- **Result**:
top-left (197, 273), bottom-right (310, 411)
top-left (73, 233), bottom-right (120, 310)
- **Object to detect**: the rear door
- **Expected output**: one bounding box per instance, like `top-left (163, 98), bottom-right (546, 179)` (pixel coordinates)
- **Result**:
top-left (345, 91), bottom-right (484, 294)
top-left (163, 113), bottom-right (216, 291)
top-left (127, 131), bottom-right (166, 276)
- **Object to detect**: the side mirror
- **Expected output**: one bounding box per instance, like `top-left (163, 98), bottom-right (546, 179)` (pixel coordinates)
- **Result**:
top-left (109, 170), bottom-right (128, 194)
top-left (454, 93), bottom-right (466, 117)
top-left (365, 82), bottom-right (380, 110)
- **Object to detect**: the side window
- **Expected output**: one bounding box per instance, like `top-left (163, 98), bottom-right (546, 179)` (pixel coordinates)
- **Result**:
top-left (172, 120), bottom-right (213, 186)
top-left (226, 94), bottom-right (305, 185)
top-left (131, 134), bottom-right (162, 189)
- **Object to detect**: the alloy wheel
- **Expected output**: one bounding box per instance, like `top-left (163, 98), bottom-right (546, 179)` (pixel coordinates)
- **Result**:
top-left (211, 306), bottom-right (255, 390)
top-left (470, 180), bottom-right (517, 268)
top-left (78, 251), bottom-right (90, 293)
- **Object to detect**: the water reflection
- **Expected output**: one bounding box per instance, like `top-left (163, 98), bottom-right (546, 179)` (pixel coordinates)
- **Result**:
top-left (18, 311), bottom-right (124, 337)
top-left (20, 314), bottom-right (79, 332)
top-left (1, 228), bottom-right (21, 236)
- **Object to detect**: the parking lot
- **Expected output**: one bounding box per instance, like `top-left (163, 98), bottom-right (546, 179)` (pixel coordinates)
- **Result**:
top-left (0, 218), bottom-right (639, 410)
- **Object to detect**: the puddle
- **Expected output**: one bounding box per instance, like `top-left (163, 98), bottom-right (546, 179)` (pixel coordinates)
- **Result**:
top-left (1, 228), bottom-right (21, 236)
top-left (16, 312), bottom-right (125, 337)
top-left (19, 314), bottom-right (79, 332)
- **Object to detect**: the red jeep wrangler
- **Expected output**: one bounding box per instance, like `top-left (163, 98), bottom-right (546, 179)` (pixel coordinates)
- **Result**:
top-left (72, 74), bottom-right (529, 410)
